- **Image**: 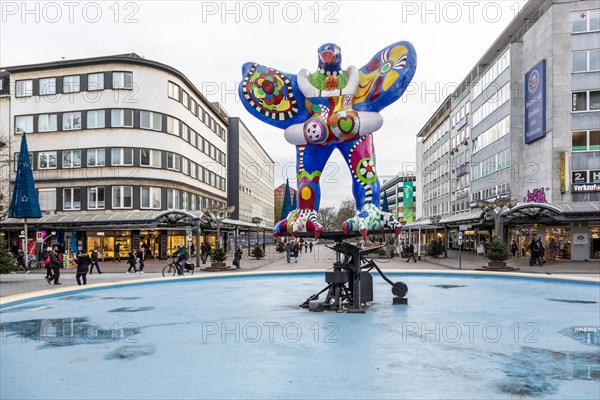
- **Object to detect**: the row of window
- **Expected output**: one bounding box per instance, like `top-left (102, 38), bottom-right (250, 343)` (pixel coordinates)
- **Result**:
top-left (38, 186), bottom-right (225, 212)
top-left (471, 48), bottom-right (510, 100)
top-left (572, 49), bottom-right (600, 73)
top-left (572, 90), bottom-right (600, 112)
top-left (451, 103), bottom-right (470, 128)
top-left (472, 116), bottom-right (510, 154)
top-left (167, 81), bottom-right (226, 141)
top-left (471, 182), bottom-right (511, 202)
top-left (451, 125), bottom-right (471, 151)
top-left (422, 119), bottom-right (450, 152)
top-left (572, 130), bottom-right (600, 151)
top-left (471, 149), bottom-right (510, 181)
top-left (471, 83), bottom-right (510, 127)
top-left (16, 147), bottom-right (226, 191)
top-left (15, 71), bottom-right (133, 97)
top-left (14, 108), bottom-right (227, 166)
top-left (571, 10), bottom-right (599, 34)
top-left (424, 142), bottom-right (450, 170)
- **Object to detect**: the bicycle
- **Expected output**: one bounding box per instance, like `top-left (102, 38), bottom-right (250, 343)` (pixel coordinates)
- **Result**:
top-left (162, 259), bottom-right (195, 277)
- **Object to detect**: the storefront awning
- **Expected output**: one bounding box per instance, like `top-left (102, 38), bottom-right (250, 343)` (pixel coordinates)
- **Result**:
top-left (501, 202), bottom-right (600, 224)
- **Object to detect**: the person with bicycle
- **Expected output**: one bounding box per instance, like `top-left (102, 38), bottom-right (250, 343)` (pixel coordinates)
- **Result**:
top-left (173, 243), bottom-right (189, 276)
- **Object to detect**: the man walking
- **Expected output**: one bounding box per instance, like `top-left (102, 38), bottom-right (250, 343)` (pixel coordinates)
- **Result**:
top-left (89, 249), bottom-right (102, 274)
top-left (114, 243), bottom-right (121, 262)
top-left (46, 246), bottom-right (62, 285)
top-left (136, 246), bottom-right (146, 274)
top-left (405, 242), bottom-right (417, 263)
top-left (549, 237), bottom-right (557, 261)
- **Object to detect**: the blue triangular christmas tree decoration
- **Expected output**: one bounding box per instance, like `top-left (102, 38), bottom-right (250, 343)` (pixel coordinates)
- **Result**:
top-left (280, 179), bottom-right (292, 220)
top-left (291, 188), bottom-right (297, 210)
top-left (382, 190), bottom-right (390, 212)
top-left (9, 132), bottom-right (41, 218)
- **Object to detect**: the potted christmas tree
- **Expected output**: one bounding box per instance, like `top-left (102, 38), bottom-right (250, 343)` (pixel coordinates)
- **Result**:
top-left (251, 244), bottom-right (265, 260)
top-left (484, 237), bottom-right (512, 269)
top-left (210, 246), bottom-right (227, 269)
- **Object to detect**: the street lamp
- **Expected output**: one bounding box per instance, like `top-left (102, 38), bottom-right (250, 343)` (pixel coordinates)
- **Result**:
top-left (251, 216), bottom-right (264, 252)
top-left (201, 204), bottom-right (235, 248)
top-left (475, 196), bottom-right (518, 242)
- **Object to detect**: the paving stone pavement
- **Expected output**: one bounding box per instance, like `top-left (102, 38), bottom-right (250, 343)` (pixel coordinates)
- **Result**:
top-left (1, 244), bottom-right (598, 298)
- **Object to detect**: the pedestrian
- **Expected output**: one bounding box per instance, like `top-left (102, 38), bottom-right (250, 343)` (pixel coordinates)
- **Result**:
top-left (72, 250), bottom-right (91, 285)
top-left (126, 251), bottom-right (138, 274)
top-left (46, 246), bottom-right (62, 285)
top-left (511, 240), bottom-right (518, 258)
top-left (41, 247), bottom-right (52, 279)
top-left (136, 246), bottom-right (145, 274)
top-left (234, 247), bottom-right (242, 269)
top-left (549, 237), bottom-right (557, 261)
top-left (16, 248), bottom-right (30, 273)
top-left (309, 242), bottom-right (313, 252)
top-left (529, 239), bottom-right (539, 266)
top-left (285, 241), bottom-right (293, 263)
top-left (190, 243), bottom-right (196, 257)
top-left (537, 239), bottom-right (546, 265)
top-left (293, 241), bottom-right (300, 263)
top-left (89, 249), bottom-right (102, 274)
top-left (304, 242), bottom-right (308, 252)
top-left (405, 242), bottom-right (417, 263)
top-left (114, 243), bottom-right (121, 262)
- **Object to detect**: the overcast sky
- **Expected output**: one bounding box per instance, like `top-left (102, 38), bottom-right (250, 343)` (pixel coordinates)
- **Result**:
top-left (1, 0), bottom-right (527, 208)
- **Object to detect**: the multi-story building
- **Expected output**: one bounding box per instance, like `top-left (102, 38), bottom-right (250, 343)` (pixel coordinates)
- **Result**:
top-left (408, 0), bottom-right (600, 261)
top-left (227, 117), bottom-right (274, 227)
top-left (0, 53), bottom-right (273, 259)
top-left (273, 182), bottom-right (297, 224)
top-left (379, 173), bottom-right (417, 224)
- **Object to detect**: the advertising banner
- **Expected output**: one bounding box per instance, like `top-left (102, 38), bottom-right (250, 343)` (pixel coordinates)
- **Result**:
top-left (403, 182), bottom-right (414, 223)
top-left (525, 60), bottom-right (546, 144)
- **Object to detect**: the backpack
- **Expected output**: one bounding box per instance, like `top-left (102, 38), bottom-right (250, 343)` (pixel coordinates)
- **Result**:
top-left (43, 254), bottom-right (51, 266)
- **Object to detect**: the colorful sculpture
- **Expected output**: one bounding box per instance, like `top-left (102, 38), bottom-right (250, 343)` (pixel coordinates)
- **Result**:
top-left (239, 42), bottom-right (416, 239)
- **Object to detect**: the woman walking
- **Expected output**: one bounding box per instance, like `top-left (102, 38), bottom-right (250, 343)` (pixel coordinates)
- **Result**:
top-left (72, 251), bottom-right (91, 285)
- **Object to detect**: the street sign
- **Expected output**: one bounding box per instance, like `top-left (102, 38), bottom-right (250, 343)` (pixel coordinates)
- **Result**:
top-left (458, 239), bottom-right (463, 246)
top-left (187, 234), bottom-right (193, 242)
top-left (36, 231), bottom-right (44, 243)
top-left (458, 232), bottom-right (464, 240)
top-left (459, 225), bottom-right (471, 231)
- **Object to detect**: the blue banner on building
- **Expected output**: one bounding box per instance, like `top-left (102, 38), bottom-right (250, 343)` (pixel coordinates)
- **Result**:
top-left (524, 60), bottom-right (546, 144)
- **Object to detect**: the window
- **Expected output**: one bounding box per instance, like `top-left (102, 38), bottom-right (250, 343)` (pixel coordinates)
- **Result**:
top-left (167, 189), bottom-right (180, 209)
top-left (15, 115), bottom-right (33, 134)
top-left (190, 161), bottom-right (197, 178)
top-left (111, 148), bottom-right (133, 166)
top-left (38, 189), bottom-right (56, 212)
top-left (62, 150), bottom-right (81, 168)
top-left (572, 10), bottom-right (600, 33)
top-left (88, 187), bottom-right (105, 209)
top-left (88, 73), bottom-right (104, 90)
top-left (112, 72), bottom-right (133, 89)
top-left (181, 123), bottom-right (189, 141)
top-left (63, 112), bottom-right (82, 130)
top-left (191, 194), bottom-right (197, 211)
top-left (572, 90), bottom-right (600, 112)
top-left (112, 186), bottom-right (132, 209)
top-left (38, 151), bottom-right (57, 169)
top-left (182, 158), bottom-right (189, 175)
top-left (141, 187), bottom-right (161, 209)
top-left (16, 80), bottom-right (33, 97)
top-left (572, 50), bottom-right (600, 73)
top-left (140, 111), bottom-right (162, 131)
top-left (87, 110), bottom-right (105, 129)
top-left (63, 75), bottom-right (80, 93)
top-left (87, 148), bottom-right (106, 167)
top-left (167, 153), bottom-right (181, 170)
top-left (572, 130), bottom-right (600, 151)
top-left (37, 114), bottom-right (57, 132)
top-left (140, 149), bottom-right (161, 167)
top-left (182, 192), bottom-right (189, 210)
top-left (168, 82), bottom-right (180, 100)
top-left (191, 99), bottom-right (198, 116)
top-left (182, 91), bottom-right (189, 108)
top-left (63, 188), bottom-right (81, 210)
top-left (39, 78), bottom-right (56, 95)
top-left (111, 109), bottom-right (134, 127)
top-left (166, 116), bottom-right (180, 135)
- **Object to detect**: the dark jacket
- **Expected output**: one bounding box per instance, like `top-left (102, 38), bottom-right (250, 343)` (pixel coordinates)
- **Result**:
top-left (74, 254), bottom-right (91, 273)
top-left (91, 251), bottom-right (99, 262)
top-left (49, 251), bottom-right (61, 268)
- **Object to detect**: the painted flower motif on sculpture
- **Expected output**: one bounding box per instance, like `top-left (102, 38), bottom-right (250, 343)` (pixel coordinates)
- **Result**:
top-left (253, 70), bottom-right (285, 106)
top-left (356, 45), bottom-right (409, 104)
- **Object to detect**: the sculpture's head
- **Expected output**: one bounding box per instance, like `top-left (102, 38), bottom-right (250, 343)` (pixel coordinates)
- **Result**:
top-left (317, 43), bottom-right (342, 74)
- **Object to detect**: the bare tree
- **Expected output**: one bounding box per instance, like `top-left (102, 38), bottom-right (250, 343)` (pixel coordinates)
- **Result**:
top-left (334, 199), bottom-right (357, 229)
top-left (317, 207), bottom-right (336, 231)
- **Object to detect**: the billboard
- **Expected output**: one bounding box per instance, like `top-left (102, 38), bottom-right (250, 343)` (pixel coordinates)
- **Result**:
top-left (524, 60), bottom-right (546, 144)
top-left (403, 182), bottom-right (414, 223)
